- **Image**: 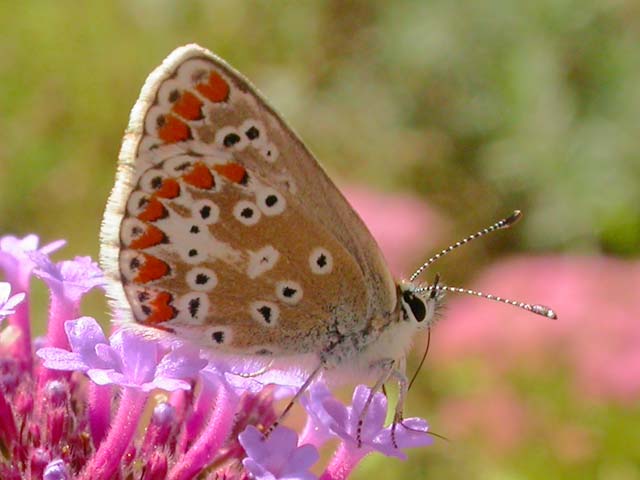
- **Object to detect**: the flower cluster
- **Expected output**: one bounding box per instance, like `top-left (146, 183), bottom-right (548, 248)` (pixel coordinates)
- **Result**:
top-left (0, 234), bottom-right (432, 479)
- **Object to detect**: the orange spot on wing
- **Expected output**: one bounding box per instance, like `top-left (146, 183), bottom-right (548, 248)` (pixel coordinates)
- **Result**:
top-left (129, 225), bottom-right (167, 250)
top-left (157, 115), bottom-right (191, 143)
top-left (145, 291), bottom-right (177, 325)
top-left (196, 71), bottom-right (230, 103)
top-left (138, 198), bottom-right (168, 222)
top-left (155, 178), bottom-right (180, 199)
top-left (171, 91), bottom-right (203, 120)
top-left (135, 254), bottom-right (170, 284)
top-left (214, 163), bottom-right (247, 184)
top-left (183, 162), bottom-right (215, 189)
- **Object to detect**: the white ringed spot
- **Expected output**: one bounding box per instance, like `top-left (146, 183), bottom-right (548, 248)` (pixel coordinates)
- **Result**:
top-left (209, 326), bottom-right (233, 346)
top-left (156, 78), bottom-right (182, 107)
top-left (260, 142), bottom-right (279, 163)
top-left (247, 245), bottom-right (279, 279)
top-left (163, 156), bottom-right (195, 177)
top-left (309, 247), bottom-right (333, 275)
top-left (256, 187), bottom-right (286, 216)
top-left (140, 169), bottom-right (169, 194)
top-left (186, 267), bottom-right (218, 292)
top-left (145, 105), bottom-right (167, 138)
top-left (139, 136), bottom-right (162, 156)
top-left (276, 280), bottom-right (303, 305)
top-left (177, 59), bottom-right (216, 87)
top-left (233, 200), bottom-right (261, 226)
top-left (121, 218), bottom-right (162, 247)
top-left (176, 292), bottom-right (210, 325)
top-left (249, 301), bottom-right (280, 327)
top-left (126, 191), bottom-right (151, 217)
top-left (253, 346), bottom-right (278, 356)
top-left (191, 199), bottom-right (220, 225)
top-left (124, 285), bottom-right (151, 321)
top-left (215, 126), bottom-right (248, 151)
top-left (240, 119), bottom-right (266, 148)
top-left (119, 250), bottom-right (145, 281)
top-left (179, 244), bottom-right (208, 265)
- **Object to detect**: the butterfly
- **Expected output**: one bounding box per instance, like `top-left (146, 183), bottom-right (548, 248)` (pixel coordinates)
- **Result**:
top-left (100, 44), bottom-right (556, 443)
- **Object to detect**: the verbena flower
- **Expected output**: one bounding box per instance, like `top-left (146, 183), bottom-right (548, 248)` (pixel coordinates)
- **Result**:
top-left (0, 282), bottom-right (25, 323)
top-left (240, 425), bottom-right (319, 480)
top-left (0, 234), bottom-right (433, 478)
top-left (0, 234), bottom-right (65, 368)
top-left (302, 384), bottom-right (432, 479)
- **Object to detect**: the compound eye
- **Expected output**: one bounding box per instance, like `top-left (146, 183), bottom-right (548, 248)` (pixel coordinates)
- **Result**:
top-left (402, 290), bottom-right (427, 323)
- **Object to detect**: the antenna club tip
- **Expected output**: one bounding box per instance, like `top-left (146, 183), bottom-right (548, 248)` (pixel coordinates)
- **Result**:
top-left (532, 304), bottom-right (557, 319)
top-left (503, 210), bottom-right (523, 227)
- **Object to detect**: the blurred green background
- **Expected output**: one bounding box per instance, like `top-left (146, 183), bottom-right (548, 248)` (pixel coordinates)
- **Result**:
top-left (1, 1), bottom-right (639, 478)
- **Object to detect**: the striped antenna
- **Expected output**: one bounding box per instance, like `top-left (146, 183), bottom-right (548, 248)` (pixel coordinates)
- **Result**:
top-left (409, 210), bottom-right (522, 282)
top-left (414, 284), bottom-right (557, 319)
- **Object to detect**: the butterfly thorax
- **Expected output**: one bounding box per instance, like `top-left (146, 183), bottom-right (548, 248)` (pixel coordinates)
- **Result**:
top-left (321, 281), bottom-right (438, 368)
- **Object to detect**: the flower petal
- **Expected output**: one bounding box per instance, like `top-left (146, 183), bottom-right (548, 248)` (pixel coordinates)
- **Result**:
top-left (37, 348), bottom-right (88, 371)
top-left (282, 443), bottom-right (319, 475)
top-left (155, 345), bottom-right (206, 380)
top-left (87, 368), bottom-right (126, 386)
top-left (115, 330), bottom-right (159, 385)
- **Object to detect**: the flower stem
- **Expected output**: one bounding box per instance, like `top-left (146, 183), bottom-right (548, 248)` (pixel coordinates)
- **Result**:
top-left (0, 389), bottom-right (18, 446)
top-left (320, 443), bottom-right (367, 480)
top-left (168, 382), bottom-right (235, 480)
top-left (8, 291), bottom-right (32, 371)
top-left (80, 388), bottom-right (147, 480)
top-left (39, 294), bottom-right (79, 385)
top-left (46, 293), bottom-right (77, 351)
top-left (177, 377), bottom-right (215, 454)
top-left (88, 383), bottom-right (112, 447)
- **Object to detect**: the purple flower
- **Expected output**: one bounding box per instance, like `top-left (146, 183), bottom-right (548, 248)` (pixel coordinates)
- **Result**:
top-left (168, 370), bottom-right (239, 480)
top-left (239, 425), bottom-right (319, 480)
top-left (90, 330), bottom-right (206, 391)
top-left (31, 255), bottom-right (105, 303)
top-left (30, 254), bottom-right (106, 353)
top-left (0, 282), bottom-right (25, 321)
top-left (304, 384), bottom-right (433, 480)
top-left (37, 316), bottom-right (110, 371)
top-left (0, 234), bottom-right (65, 286)
top-left (43, 459), bottom-right (71, 480)
top-left (312, 384), bottom-right (432, 458)
top-left (0, 234), bottom-right (64, 365)
top-left (300, 383), bottom-right (335, 448)
top-left (39, 318), bottom-right (207, 392)
top-left (3, 232), bottom-right (434, 479)
top-left (206, 357), bottom-right (306, 398)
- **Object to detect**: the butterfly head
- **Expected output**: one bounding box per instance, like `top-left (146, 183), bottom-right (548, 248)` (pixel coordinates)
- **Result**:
top-left (398, 279), bottom-right (442, 329)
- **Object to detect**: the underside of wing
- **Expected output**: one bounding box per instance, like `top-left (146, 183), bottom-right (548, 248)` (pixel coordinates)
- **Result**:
top-left (100, 44), bottom-right (396, 355)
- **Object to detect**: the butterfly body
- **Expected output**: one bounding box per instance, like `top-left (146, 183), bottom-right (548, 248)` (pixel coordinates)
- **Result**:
top-left (100, 44), bottom-right (436, 378)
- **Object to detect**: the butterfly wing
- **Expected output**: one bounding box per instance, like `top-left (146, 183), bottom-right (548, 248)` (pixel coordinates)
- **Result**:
top-left (100, 44), bottom-right (396, 355)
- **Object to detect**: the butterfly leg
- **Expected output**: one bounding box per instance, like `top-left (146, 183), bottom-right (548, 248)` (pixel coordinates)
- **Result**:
top-left (264, 361), bottom-right (325, 438)
top-left (356, 358), bottom-right (395, 448)
top-left (389, 367), bottom-right (409, 449)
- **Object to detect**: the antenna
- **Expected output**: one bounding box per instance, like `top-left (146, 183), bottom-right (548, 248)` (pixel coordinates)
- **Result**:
top-left (409, 210), bottom-right (522, 282)
top-left (415, 284), bottom-right (557, 319)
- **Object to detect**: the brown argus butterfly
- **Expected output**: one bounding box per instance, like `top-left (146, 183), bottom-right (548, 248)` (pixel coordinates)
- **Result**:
top-left (100, 44), bottom-right (556, 442)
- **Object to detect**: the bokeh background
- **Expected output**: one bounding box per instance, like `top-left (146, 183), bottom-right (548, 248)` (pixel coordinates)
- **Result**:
top-left (1, 1), bottom-right (639, 478)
